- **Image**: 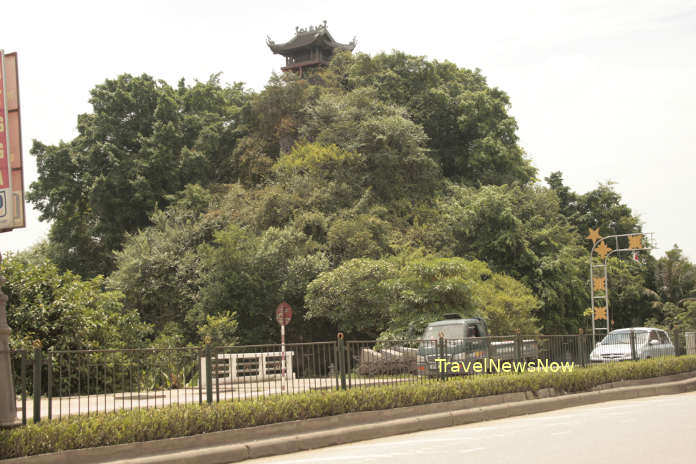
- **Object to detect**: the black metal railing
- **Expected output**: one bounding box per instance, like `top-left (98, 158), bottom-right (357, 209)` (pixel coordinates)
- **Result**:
top-left (8, 329), bottom-right (689, 424)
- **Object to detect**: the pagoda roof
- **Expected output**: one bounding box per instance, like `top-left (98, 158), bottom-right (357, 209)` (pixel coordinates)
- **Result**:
top-left (267, 22), bottom-right (356, 55)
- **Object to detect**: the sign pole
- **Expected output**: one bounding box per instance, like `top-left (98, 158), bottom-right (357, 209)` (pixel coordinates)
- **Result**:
top-left (275, 302), bottom-right (292, 394)
top-left (281, 324), bottom-right (286, 392)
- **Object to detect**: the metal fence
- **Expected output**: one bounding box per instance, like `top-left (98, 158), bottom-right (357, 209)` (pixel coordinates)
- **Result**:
top-left (9, 329), bottom-right (690, 424)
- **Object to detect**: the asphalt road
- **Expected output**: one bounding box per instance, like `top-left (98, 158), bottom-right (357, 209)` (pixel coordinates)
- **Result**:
top-left (245, 391), bottom-right (696, 464)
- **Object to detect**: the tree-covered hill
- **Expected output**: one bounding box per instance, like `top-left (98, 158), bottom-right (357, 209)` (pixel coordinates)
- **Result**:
top-left (5, 51), bottom-right (693, 348)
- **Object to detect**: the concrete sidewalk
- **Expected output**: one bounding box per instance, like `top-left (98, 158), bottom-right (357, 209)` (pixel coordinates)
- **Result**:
top-left (16, 375), bottom-right (416, 419)
top-left (5, 371), bottom-right (696, 464)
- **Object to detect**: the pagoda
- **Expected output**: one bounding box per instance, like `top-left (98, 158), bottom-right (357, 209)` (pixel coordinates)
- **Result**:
top-left (267, 21), bottom-right (356, 75)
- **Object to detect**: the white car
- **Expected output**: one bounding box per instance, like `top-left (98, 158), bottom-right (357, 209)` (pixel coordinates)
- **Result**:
top-left (589, 327), bottom-right (676, 363)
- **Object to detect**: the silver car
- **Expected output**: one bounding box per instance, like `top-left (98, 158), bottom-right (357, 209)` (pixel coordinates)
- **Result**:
top-left (589, 327), bottom-right (676, 363)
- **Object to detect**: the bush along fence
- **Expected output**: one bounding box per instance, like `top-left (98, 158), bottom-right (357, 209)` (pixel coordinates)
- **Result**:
top-left (9, 330), bottom-right (696, 424)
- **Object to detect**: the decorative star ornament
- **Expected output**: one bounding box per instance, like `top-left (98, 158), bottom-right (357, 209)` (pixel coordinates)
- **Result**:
top-left (593, 277), bottom-right (606, 292)
top-left (594, 306), bottom-right (607, 320)
top-left (586, 227), bottom-right (602, 243)
top-left (628, 234), bottom-right (643, 250)
top-left (595, 241), bottom-right (612, 259)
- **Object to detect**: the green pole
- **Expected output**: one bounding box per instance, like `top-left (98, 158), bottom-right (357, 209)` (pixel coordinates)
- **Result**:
top-left (337, 333), bottom-right (346, 390)
top-left (32, 346), bottom-right (42, 423)
top-left (205, 346), bottom-right (213, 404)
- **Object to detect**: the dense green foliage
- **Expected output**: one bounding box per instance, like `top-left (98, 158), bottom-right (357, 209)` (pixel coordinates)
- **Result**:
top-left (305, 256), bottom-right (540, 338)
top-left (323, 51), bottom-right (536, 185)
top-left (0, 253), bottom-right (149, 351)
top-left (645, 246), bottom-right (696, 333)
top-left (27, 75), bottom-right (250, 276)
top-left (2, 356), bottom-right (696, 459)
top-left (16, 50), bottom-right (695, 346)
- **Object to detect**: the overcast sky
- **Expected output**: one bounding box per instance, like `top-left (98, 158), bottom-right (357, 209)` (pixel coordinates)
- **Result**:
top-left (1, 0), bottom-right (695, 260)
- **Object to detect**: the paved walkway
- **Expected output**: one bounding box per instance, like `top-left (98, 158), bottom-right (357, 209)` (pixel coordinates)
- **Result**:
top-left (16, 375), bottom-right (422, 419)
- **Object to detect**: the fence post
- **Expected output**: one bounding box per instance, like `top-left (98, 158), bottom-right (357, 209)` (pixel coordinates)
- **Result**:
top-left (629, 329), bottom-right (637, 361)
top-left (198, 352), bottom-right (203, 405)
top-left (205, 346), bottom-right (213, 404)
top-left (515, 329), bottom-right (522, 362)
top-left (32, 345), bottom-right (42, 423)
top-left (21, 351), bottom-right (27, 425)
top-left (438, 333), bottom-right (446, 380)
top-left (46, 351), bottom-right (53, 420)
top-left (215, 350), bottom-right (220, 403)
top-left (485, 335), bottom-right (492, 363)
top-left (578, 329), bottom-right (586, 367)
top-left (337, 333), bottom-right (346, 390)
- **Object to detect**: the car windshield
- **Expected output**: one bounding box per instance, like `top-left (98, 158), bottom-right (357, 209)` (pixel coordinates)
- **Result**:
top-left (600, 331), bottom-right (648, 345)
top-left (422, 325), bottom-right (464, 340)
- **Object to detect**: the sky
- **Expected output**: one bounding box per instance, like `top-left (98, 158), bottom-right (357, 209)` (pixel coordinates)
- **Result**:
top-left (1, 0), bottom-right (695, 260)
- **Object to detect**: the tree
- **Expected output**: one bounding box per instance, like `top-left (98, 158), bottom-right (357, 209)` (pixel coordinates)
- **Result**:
top-left (300, 88), bottom-right (442, 203)
top-left (604, 257), bottom-right (655, 328)
top-left (546, 172), bottom-right (641, 246)
top-left (194, 224), bottom-right (331, 343)
top-left (654, 245), bottom-right (696, 304)
top-left (249, 72), bottom-right (317, 154)
top-left (643, 246), bottom-right (696, 332)
top-left (545, 171), bottom-right (578, 219)
top-left (28, 74), bottom-right (251, 277)
top-left (1, 253), bottom-right (149, 352)
top-left (380, 256), bottom-right (540, 338)
top-left (658, 301), bottom-right (696, 333)
top-left (107, 185), bottom-right (217, 338)
top-left (22, 51), bottom-right (657, 345)
top-left (321, 51), bottom-right (536, 185)
top-left (304, 259), bottom-right (394, 337)
top-left (419, 183), bottom-right (588, 333)
top-left (305, 255), bottom-right (540, 339)
top-left (197, 312), bottom-right (240, 346)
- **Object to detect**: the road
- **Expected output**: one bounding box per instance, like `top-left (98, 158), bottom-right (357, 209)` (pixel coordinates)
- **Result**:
top-left (246, 391), bottom-right (696, 464)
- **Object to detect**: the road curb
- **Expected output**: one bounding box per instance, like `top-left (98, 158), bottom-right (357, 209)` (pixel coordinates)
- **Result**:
top-left (5, 372), bottom-right (696, 464)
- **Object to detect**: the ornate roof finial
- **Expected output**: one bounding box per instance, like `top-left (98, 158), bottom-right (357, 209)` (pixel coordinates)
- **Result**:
top-left (323, 20), bottom-right (327, 28)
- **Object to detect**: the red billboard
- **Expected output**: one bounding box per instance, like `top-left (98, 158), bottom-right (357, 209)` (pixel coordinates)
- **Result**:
top-left (0, 50), bottom-right (25, 232)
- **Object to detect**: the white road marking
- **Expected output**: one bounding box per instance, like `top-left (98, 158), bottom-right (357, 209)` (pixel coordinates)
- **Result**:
top-left (457, 447), bottom-right (486, 454)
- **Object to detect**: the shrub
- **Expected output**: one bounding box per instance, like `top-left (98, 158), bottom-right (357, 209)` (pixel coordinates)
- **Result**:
top-left (2, 356), bottom-right (696, 459)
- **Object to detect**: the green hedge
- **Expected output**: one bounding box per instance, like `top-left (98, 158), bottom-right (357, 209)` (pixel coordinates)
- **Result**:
top-left (3, 356), bottom-right (696, 459)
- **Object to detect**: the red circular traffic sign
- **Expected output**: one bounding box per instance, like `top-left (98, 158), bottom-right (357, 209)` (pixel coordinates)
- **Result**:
top-left (276, 302), bottom-right (292, 326)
